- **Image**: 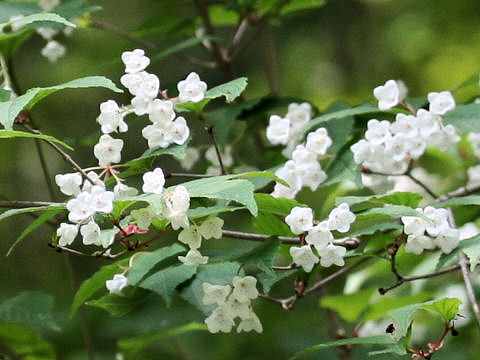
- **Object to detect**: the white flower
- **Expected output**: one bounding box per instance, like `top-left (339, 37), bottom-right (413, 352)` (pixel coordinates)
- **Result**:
top-left (142, 168), bottom-right (165, 194)
top-left (82, 171), bottom-right (105, 192)
top-left (237, 312), bottom-right (263, 333)
top-left (148, 99), bottom-right (176, 125)
top-left (417, 109), bottom-right (440, 138)
top-left (285, 207), bottom-right (314, 234)
top-left (202, 283), bottom-right (232, 305)
top-left (178, 249), bottom-right (208, 265)
top-left (106, 274), bottom-right (128, 293)
top-left (113, 183), bottom-right (138, 199)
top-left (179, 147), bottom-right (200, 170)
top-left (266, 115), bottom-right (290, 145)
top-left (327, 203), bottom-right (356, 233)
top-left (142, 123), bottom-right (171, 149)
top-left (434, 228), bottom-right (460, 254)
top-left (469, 132), bottom-right (480, 159)
top-left (373, 80), bottom-right (406, 110)
top-left (41, 41), bottom-right (66, 62)
top-left (55, 172), bottom-right (82, 196)
top-left (89, 185), bottom-right (115, 214)
top-left (305, 221), bottom-right (333, 252)
top-left (164, 185), bottom-right (190, 230)
top-left (204, 306), bottom-right (234, 333)
top-left (365, 119), bottom-right (391, 145)
top-left (97, 100), bottom-right (127, 134)
top-left (384, 135), bottom-right (410, 162)
top-left (66, 192), bottom-right (94, 223)
top-left (468, 165), bottom-right (480, 187)
top-left (351, 140), bottom-right (373, 164)
top-left (428, 91), bottom-right (456, 115)
top-left (120, 71), bottom-right (148, 95)
top-left (121, 49), bottom-right (150, 74)
top-left (407, 137), bottom-right (427, 159)
top-left (36, 26), bottom-right (57, 40)
top-left (38, 0), bottom-right (59, 11)
top-left (205, 145), bottom-right (233, 167)
top-left (224, 297), bottom-right (251, 319)
top-left (166, 117), bottom-right (190, 145)
top-left (131, 95), bottom-right (152, 115)
top-left (136, 73), bottom-right (159, 99)
top-left (298, 162), bottom-right (327, 191)
top-left (57, 223), bottom-right (78, 246)
top-left (93, 134), bottom-right (123, 166)
top-left (430, 124), bottom-right (460, 152)
top-left (271, 160), bottom-right (302, 199)
top-left (8, 15), bottom-right (25, 32)
top-left (318, 243), bottom-right (346, 267)
top-left (390, 114), bottom-right (418, 138)
top-left (459, 222), bottom-right (480, 240)
top-left (405, 234), bottom-right (435, 255)
top-left (401, 214), bottom-right (426, 236)
top-left (289, 245), bottom-right (319, 272)
top-left (198, 217), bottom-right (224, 239)
top-left (178, 226), bottom-right (202, 249)
top-left (231, 276), bottom-right (259, 302)
top-left (286, 102), bottom-right (311, 128)
top-left (423, 206), bottom-right (449, 237)
top-left (80, 221), bottom-right (101, 246)
top-left (291, 145), bottom-right (317, 170)
top-left (177, 72), bottom-right (207, 103)
top-left (305, 128), bottom-right (332, 155)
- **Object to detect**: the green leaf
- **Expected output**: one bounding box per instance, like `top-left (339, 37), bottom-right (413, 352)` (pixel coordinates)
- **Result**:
top-left (0, 76), bottom-right (122, 129)
top-left (117, 322), bottom-right (206, 356)
top-left (127, 244), bottom-right (186, 286)
top-left (54, 0), bottom-right (101, 20)
top-left (258, 269), bottom-right (297, 294)
top-left (436, 234), bottom-right (480, 271)
top-left (187, 204), bottom-right (245, 219)
top-left (0, 129), bottom-right (73, 150)
top-left (320, 288), bottom-right (375, 323)
top-left (234, 237), bottom-right (280, 275)
top-left (303, 103), bottom-right (379, 135)
top-left (0, 204), bottom-right (65, 223)
top-left (86, 288), bottom-right (150, 317)
top-left (0, 3), bottom-right (40, 22)
top-left (0, 291), bottom-right (59, 331)
top-left (288, 335), bottom-right (396, 360)
top-left (0, 88), bottom-right (11, 102)
top-left (337, 192), bottom-right (423, 212)
top-left (70, 259), bottom-right (128, 318)
top-left (254, 193), bottom-right (304, 216)
top-left (422, 297), bottom-right (461, 322)
top-left (180, 262), bottom-right (242, 314)
top-left (364, 293), bottom-right (432, 321)
top-left (179, 175), bottom-right (258, 216)
top-left (349, 222), bottom-right (402, 237)
top-left (0, 12), bottom-right (75, 29)
top-left (253, 212), bottom-right (293, 236)
top-left (7, 208), bottom-right (62, 256)
top-left (323, 144), bottom-right (362, 188)
top-left (232, 170), bottom-right (288, 187)
top-left (434, 195), bottom-right (480, 208)
top-left (358, 205), bottom-right (430, 222)
top-left (0, 321), bottom-right (55, 360)
top-left (138, 264), bottom-right (198, 306)
top-left (443, 103), bottom-right (480, 133)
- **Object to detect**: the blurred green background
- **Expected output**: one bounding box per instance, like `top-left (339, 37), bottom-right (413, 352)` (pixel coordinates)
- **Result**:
top-left (1, 0), bottom-right (480, 359)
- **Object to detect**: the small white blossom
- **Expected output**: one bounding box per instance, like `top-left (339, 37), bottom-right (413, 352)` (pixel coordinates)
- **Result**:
top-left (136, 73), bottom-right (159, 99)
top-left (327, 203), bottom-right (356, 233)
top-left (237, 312), bottom-right (263, 333)
top-left (57, 223), bottom-right (78, 246)
top-left (305, 128), bottom-right (332, 155)
top-left (305, 221), bottom-right (333, 252)
top-left (89, 185), bottom-right (115, 214)
top-left (401, 214), bottom-right (426, 236)
top-left (285, 207), bottom-right (314, 234)
top-left (38, 0), bottom-right (59, 11)
top-left (417, 109), bottom-right (440, 138)
top-left (405, 234), bottom-right (435, 255)
top-left (178, 249), bottom-right (208, 265)
top-left (198, 217), bottom-right (224, 239)
top-left (271, 160), bottom-right (302, 199)
top-left (434, 228), bottom-right (460, 254)
top-left (373, 80), bottom-right (406, 110)
top-left (365, 119), bottom-right (391, 146)
top-left (318, 243), bottom-right (346, 267)
top-left (224, 297), bottom-right (251, 319)
top-left (166, 117), bottom-right (190, 145)
top-left (286, 102), bottom-right (311, 128)
top-left (97, 100), bottom-right (128, 134)
top-left (36, 26), bottom-right (57, 40)
top-left (430, 124), bottom-right (460, 151)
top-left (291, 145), bottom-right (317, 170)
top-left (351, 140), bottom-right (373, 164)
top-left (289, 245), bottom-right (319, 272)
top-left (142, 123), bottom-right (171, 149)
top-left (204, 306), bottom-right (235, 333)
top-left (120, 71), bottom-right (148, 95)
top-left (468, 165), bottom-right (480, 187)
top-left (55, 172), bottom-right (82, 196)
top-left (177, 72), bottom-right (207, 103)
top-left (164, 185), bottom-right (190, 230)
top-left (390, 114), bottom-right (418, 138)
top-left (93, 135), bottom-right (123, 166)
top-left (41, 41), bottom-right (66, 62)
top-left (428, 91), bottom-right (456, 115)
top-left (67, 192), bottom-right (94, 223)
top-left (9, 15), bottom-right (25, 32)
top-left (80, 221), bottom-right (101, 246)
top-left (82, 171), bottom-right (105, 192)
top-left (148, 99), bottom-right (176, 125)
top-left (113, 183), bottom-right (138, 199)
top-left (131, 95), bottom-right (152, 115)
top-left (266, 115), bottom-right (290, 145)
top-left (106, 274), bottom-right (128, 293)
top-left (231, 276), bottom-right (259, 303)
top-left (179, 147), bottom-right (200, 170)
top-left (299, 163), bottom-right (327, 191)
top-left (423, 206), bottom-right (449, 237)
top-left (202, 283), bottom-right (232, 305)
top-left (178, 226), bottom-right (202, 249)
top-left (142, 168), bottom-right (165, 194)
top-left (121, 49), bottom-right (150, 74)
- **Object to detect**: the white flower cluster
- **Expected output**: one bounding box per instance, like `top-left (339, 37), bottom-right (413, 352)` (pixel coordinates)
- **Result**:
top-left (352, 82), bottom-right (459, 175)
top-left (266, 103), bottom-right (332, 199)
top-left (118, 49), bottom-right (197, 150)
top-left (286, 204), bottom-right (355, 272)
top-left (177, 217), bottom-right (224, 265)
top-left (203, 276), bottom-right (261, 334)
top-left (401, 206), bottom-right (460, 254)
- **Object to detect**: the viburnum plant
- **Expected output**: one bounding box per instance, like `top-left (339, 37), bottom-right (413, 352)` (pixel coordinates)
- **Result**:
top-left (2, 1), bottom-right (480, 360)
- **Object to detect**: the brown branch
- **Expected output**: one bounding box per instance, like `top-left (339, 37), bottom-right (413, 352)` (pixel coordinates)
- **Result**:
top-left (437, 183), bottom-right (480, 202)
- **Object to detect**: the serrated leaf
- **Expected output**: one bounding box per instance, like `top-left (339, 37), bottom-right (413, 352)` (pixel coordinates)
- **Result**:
top-left (0, 76), bottom-right (122, 129)
top-left (179, 262), bottom-right (242, 314)
top-left (422, 297), bottom-right (461, 322)
top-left (288, 335), bottom-right (396, 360)
top-left (0, 130), bottom-right (73, 150)
top-left (0, 12), bottom-right (75, 29)
top-left (234, 237), bottom-right (280, 275)
top-left (138, 264), bottom-right (198, 306)
top-left (0, 291), bottom-right (59, 331)
top-left (117, 322), bottom-right (206, 356)
top-left (320, 288), bottom-right (375, 323)
top-left (7, 208), bottom-right (62, 256)
top-left (86, 288), bottom-right (150, 317)
top-left (70, 259), bottom-right (128, 318)
top-left (127, 244), bottom-right (186, 286)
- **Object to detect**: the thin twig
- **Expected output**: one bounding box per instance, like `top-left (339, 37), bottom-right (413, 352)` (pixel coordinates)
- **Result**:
top-left (407, 172), bottom-right (438, 199)
top-left (437, 183), bottom-right (480, 202)
top-left (197, 113), bottom-right (227, 174)
top-left (0, 200), bottom-right (64, 208)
